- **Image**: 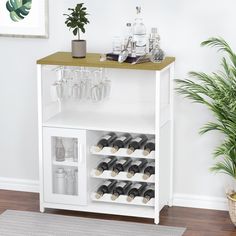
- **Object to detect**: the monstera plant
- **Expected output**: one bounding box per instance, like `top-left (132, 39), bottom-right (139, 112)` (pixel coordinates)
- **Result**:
top-left (176, 37), bottom-right (236, 225)
top-left (6, 0), bottom-right (32, 22)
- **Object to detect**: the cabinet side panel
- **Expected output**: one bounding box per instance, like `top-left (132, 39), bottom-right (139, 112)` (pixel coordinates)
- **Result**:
top-left (37, 64), bottom-right (44, 212)
top-left (159, 122), bottom-right (171, 209)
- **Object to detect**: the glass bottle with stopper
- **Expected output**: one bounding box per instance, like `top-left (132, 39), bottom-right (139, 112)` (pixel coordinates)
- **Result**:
top-left (125, 23), bottom-right (133, 54)
top-left (149, 28), bottom-right (160, 53)
top-left (55, 137), bottom-right (65, 162)
top-left (149, 28), bottom-right (165, 63)
top-left (133, 6), bottom-right (147, 56)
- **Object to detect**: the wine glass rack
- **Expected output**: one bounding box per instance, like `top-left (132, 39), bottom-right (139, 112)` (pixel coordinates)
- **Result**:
top-left (37, 52), bottom-right (175, 224)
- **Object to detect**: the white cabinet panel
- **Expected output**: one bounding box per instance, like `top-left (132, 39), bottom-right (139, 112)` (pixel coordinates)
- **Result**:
top-left (43, 127), bottom-right (87, 206)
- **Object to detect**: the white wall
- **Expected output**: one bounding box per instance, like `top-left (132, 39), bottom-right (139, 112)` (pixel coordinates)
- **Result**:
top-left (0, 0), bottom-right (236, 209)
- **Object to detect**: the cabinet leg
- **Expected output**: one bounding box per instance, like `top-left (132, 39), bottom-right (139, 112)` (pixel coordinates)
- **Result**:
top-left (168, 197), bottom-right (174, 207)
top-left (154, 217), bottom-right (160, 225)
top-left (40, 205), bottom-right (45, 213)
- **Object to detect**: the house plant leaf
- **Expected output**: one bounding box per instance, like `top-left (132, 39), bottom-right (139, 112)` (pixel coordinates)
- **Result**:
top-left (176, 37), bottom-right (236, 225)
top-left (6, 0), bottom-right (32, 22)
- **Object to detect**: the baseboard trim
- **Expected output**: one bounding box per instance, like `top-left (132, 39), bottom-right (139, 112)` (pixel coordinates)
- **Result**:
top-left (0, 178), bottom-right (229, 211)
top-left (0, 177), bottom-right (39, 193)
top-left (173, 193), bottom-right (228, 211)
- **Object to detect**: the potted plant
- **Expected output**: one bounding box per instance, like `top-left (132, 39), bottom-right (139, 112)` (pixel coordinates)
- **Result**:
top-left (176, 37), bottom-right (236, 225)
top-left (64, 3), bottom-right (89, 58)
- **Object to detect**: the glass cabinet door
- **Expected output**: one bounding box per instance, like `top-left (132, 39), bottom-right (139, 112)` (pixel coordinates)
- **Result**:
top-left (43, 127), bottom-right (87, 206)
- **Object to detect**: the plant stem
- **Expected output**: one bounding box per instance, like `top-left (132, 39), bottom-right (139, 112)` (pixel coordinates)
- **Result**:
top-left (78, 29), bottom-right (80, 41)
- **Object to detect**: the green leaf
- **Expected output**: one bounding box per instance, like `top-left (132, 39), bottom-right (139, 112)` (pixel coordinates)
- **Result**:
top-left (73, 28), bottom-right (78, 36)
top-left (176, 37), bottom-right (236, 180)
top-left (6, 0), bottom-right (32, 22)
top-left (63, 3), bottom-right (89, 37)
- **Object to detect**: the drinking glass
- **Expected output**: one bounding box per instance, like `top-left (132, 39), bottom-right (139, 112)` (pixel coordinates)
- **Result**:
top-left (112, 36), bottom-right (122, 55)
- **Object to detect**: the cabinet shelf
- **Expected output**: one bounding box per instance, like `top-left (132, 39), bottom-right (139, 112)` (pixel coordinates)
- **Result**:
top-left (43, 111), bottom-right (155, 134)
top-left (90, 169), bottom-right (155, 183)
top-left (52, 159), bottom-right (78, 167)
top-left (90, 146), bottom-right (155, 159)
top-left (91, 193), bottom-right (154, 207)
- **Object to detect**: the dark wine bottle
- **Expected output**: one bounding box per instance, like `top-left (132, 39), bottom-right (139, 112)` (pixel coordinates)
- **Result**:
top-left (111, 157), bottom-right (132, 177)
top-left (127, 182), bottom-right (147, 202)
top-left (143, 185), bottom-right (155, 204)
top-left (143, 162), bottom-right (155, 180)
top-left (111, 133), bottom-right (132, 153)
top-left (143, 138), bottom-right (155, 156)
top-left (95, 180), bottom-right (117, 199)
top-left (111, 181), bottom-right (132, 201)
top-left (127, 159), bottom-right (148, 178)
top-left (127, 134), bottom-right (148, 154)
top-left (95, 156), bottom-right (117, 176)
top-left (95, 132), bottom-right (117, 152)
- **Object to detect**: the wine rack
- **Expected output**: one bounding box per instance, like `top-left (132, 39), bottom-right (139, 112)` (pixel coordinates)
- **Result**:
top-left (90, 169), bottom-right (155, 183)
top-left (90, 132), bottom-right (156, 210)
top-left (37, 52), bottom-right (175, 224)
top-left (91, 193), bottom-right (155, 207)
top-left (90, 146), bottom-right (155, 159)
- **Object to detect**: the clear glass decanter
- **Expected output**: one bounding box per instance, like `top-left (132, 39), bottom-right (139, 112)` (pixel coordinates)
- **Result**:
top-left (133, 6), bottom-right (147, 56)
top-left (55, 137), bottom-right (65, 162)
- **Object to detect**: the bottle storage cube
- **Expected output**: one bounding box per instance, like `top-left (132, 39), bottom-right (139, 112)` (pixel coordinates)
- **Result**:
top-left (37, 52), bottom-right (175, 224)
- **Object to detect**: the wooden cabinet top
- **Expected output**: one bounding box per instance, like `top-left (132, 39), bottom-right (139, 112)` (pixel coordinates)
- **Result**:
top-left (37, 52), bottom-right (175, 71)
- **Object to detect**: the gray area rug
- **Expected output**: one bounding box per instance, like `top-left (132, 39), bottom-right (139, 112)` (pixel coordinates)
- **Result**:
top-left (0, 210), bottom-right (186, 236)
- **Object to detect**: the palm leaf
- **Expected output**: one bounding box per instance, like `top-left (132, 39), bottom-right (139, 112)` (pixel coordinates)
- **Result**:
top-left (176, 37), bottom-right (236, 180)
top-left (6, 0), bottom-right (32, 22)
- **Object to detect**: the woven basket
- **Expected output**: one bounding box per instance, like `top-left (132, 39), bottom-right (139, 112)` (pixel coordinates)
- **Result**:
top-left (227, 194), bottom-right (236, 226)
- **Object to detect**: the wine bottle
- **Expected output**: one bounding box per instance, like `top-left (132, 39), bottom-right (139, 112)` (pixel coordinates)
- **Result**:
top-left (111, 133), bottom-right (132, 153)
top-left (127, 134), bottom-right (148, 154)
top-left (55, 137), bottom-right (65, 162)
top-left (143, 138), bottom-right (155, 156)
top-left (111, 181), bottom-right (132, 201)
top-left (143, 185), bottom-right (155, 204)
top-left (95, 132), bottom-right (117, 152)
top-left (143, 162), bottom-right (155, 180)
top-left (95, 156), bottom-right (117, 176)
top-left (127, 182), bottom-right (147, 202)
top-left (95, 180), bottom-right (117, 199)
top-left (111, 158), bottom-right (132, 177)
top-left (127, 159), bottom-right (147, 178)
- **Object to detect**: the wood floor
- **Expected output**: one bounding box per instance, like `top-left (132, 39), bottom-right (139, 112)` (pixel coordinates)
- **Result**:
top-left (0, 189), bottom-right (235, 236)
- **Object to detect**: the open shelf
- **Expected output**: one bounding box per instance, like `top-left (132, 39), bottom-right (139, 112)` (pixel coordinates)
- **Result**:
top-left (90, 169), bottom-right (155, 183)
top-left (43, 111), bottom-right (155, 134)
top-left (90, 146), bottom-right (155, 159)
top-left (91, 193), bottom-right (154, 207)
